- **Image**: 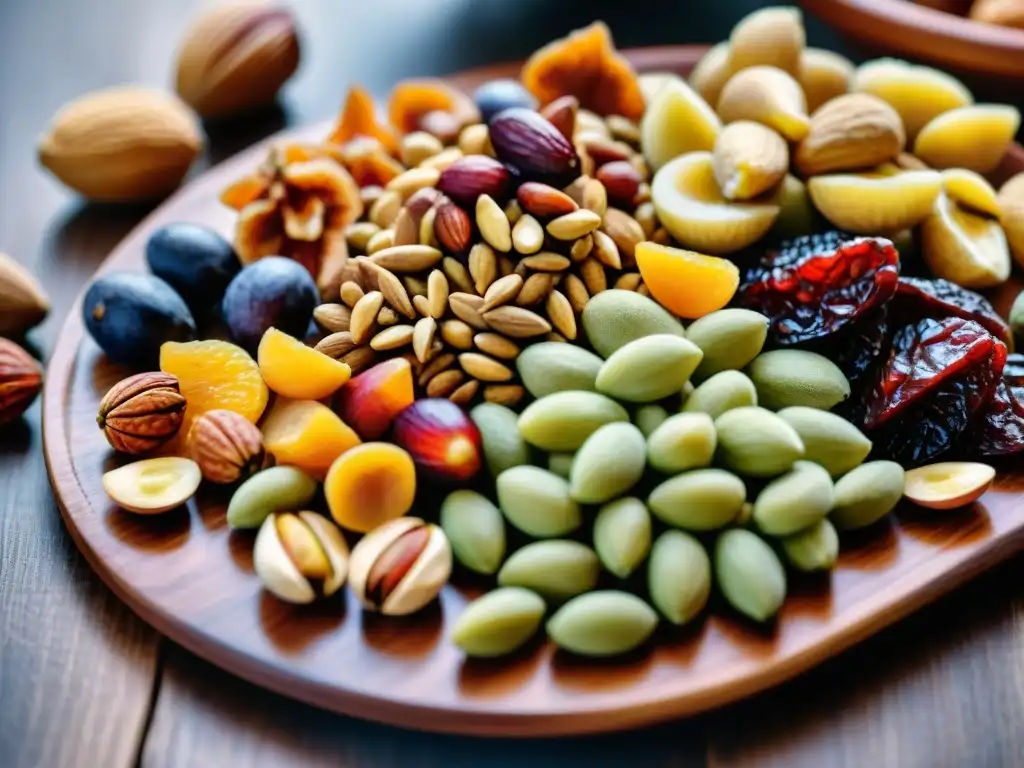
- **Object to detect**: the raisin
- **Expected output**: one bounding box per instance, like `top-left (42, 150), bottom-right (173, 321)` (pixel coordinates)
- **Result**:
top-left (892, 277), bottom-right (1011, 346)
top-left (965, 353), bottom-right (1024, 457)
top-left (737, 232), bottom-right (900, 346)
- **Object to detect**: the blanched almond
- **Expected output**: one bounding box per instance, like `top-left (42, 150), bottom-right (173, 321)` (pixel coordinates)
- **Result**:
top-left (795, 93), bottom-right (904, 176)
top-left (689, 42), bottom-right (731, 107)
top-left (727, 6), bottom-right (805, 77)
top-left (799, 48), bottom-right (853, 112)
top-left (717, 66), bottom-right (810, 141)
top-left (712, 121), bottom-right (788, 200)
top-left (914, 105), bottom-right (1021, 173)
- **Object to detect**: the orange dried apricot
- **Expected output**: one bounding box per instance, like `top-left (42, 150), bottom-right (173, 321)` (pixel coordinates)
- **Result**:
top-left (635, 241), bottom-right (740, 319)
top-left (339, 136), bottom-right (405, 187)
top-left (262, 399), bottom-right (361, 479)
top-left (334, 357), bottom-right (415, 439)
top-left (160, 340), bottom-right (269, 437)
top-left (325, 442), bottom-right (416, 532)
top-left (387, 78), bottom-right (478, 134)
top-left (521, 22), bottom-right (644, 121)
top-left (328, 86), bottom-right (399, 155)
top-left (258, 327), bottom-right (351, 400)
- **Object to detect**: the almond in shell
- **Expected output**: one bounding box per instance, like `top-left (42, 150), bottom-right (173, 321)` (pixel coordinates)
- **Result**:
top-left (795, 93), bottom-right (905, 176)
top-left (712, 121), bottom-right (788, 201)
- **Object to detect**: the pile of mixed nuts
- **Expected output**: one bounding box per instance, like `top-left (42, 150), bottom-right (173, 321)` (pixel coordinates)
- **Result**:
top-left (76, 6), bottom-right (1024, 660)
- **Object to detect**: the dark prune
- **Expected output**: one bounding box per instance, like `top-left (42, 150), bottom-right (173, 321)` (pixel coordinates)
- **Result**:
top-left (861, 318), bottom-right (1006, 467)
top-left (892, 277), bottom-right (1011, 346)
top-left (801, 307), bottom-right (890, 385)
top-left (222, 257), bottom-right (319, 353)
top-left (738, 231), bottom-right (900, 346)
top-left (965, 353), bottom-right (1024, 456)
top-left (146, 223), bottom-right (241, 315)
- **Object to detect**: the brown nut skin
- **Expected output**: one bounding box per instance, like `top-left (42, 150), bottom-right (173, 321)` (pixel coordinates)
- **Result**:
top-left (97, 371), bottom-right (184, 454)
top-left (0, 339), bottom-right (43, 428)
top-left (189, 409), bottom-right (267, 484)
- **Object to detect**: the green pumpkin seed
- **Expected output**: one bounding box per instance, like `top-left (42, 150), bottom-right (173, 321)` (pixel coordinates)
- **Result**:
top-left (646, 412), bottom-right (716, 474)
top-left (498, 540), bottom-right (600, 601)
top-left (496, 465), bottom-right (581, 537)
top-left (226, 467), bottom-right (317, 529)
top-left (685, 308), bottom-right (769, 381)
top-left (715, 406), bottom-right (805, 478)
top-left (776, 406), bottom-right (872, 477)
top-left (634, 404), bottom-right (670, 437)
top-left (518, 390), bottom-right (629, 451)
top-left (582, 289), bottom-right (685, 359)
top-left (470, 403), bottom-right (531, 477)
top-left (830, 460), bottom-right (905, 530)
top-left (440, 490), bottom-right (506, 575)
top-left (752, 460), bottom-right (834, 536)
top-left (746, 349), bottom-right (850, 410)
top-left (547, 452), bottom-right (574, 478)
top-left (516, 342), bottom-right (603, 397)
top-left (781, 519), bottom-right (839, 572)
top-left (570, 422), bottom-right (646, 503)
top-left (546, 590), bottom-right (658, 656)
top-left (648, 468), bottom-right (746, 530)
top-left (450, 587), bottom-right (546, 658)
top-left (715, 528), bottom-right (787, 622)
top-left (596, 334), bottom-right (703, 402)
top-left (647, 530), bottom-right (711, 625)
top-left (593, 497), bottom-right (652, 579)
top-left (682, 370), bottom-right (758, 419)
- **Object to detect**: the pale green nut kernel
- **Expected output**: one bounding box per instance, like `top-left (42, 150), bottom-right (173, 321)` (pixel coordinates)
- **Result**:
top-left (715, 528), bottom-right (787, 622)
top-left (647, 530), bottom-right (711, 625)
top-left (471, 403), bottom-right (531, 477)
top-left (646, 412), bottom-right (716, 474)
top-left (593, 497), bottom-right (652, 579)
top-left (782, 519), bottom-right (839, 572)
top-left (752, 460), bottom-right (835, 536)
top-left (715, 406), bottom-right (805, 477)
top-left (450, 587), bottom-right (546, 658)
top-left (685, 308), bottom-right (769, 381)
top-left (634, 404), bottom-right (670, 438)
top-left (517, 390), bottom-right (629, 452)
top-left (516, 342), bottom-right (603, 398)
top-left (570, 422), bottom-right (647, 504)
top-left (440, 490), bottom-right (506, 575)
top-left (497, 540), bottom-right (600, 602)
top-left (547, 452), bottom-right (574, 479)
top-left (546, 590), bottom-right (659, 657)
top-left (746, 349), bottom-right (850, 411)
top-left (226, 466), bottom-right (317, 529)
top-left (596, 334), bottom-right (704, 403)
top-left (830, 460), bottom-right (905, 530)
top-left (683, 369), bottom-right (758, 419)
top-left (776, 406), bottom-right (872, 477)
top-left (496, 465), bottom-right (582, 538)
top-left (648, 468), bottom-right (746, 530)
top-left (582, 289), bottom-right (685, 359)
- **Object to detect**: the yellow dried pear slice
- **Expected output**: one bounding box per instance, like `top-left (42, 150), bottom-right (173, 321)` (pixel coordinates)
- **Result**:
top-left (913, 105), bottom-right (1021, 173)
top-left (998, 173), bottom-right (1024, 267)
top-left (727, 6), bottom-right (805, 77)
top-left (852, 58), bottom-right (973, 140)
top-left (652, 151), bottom-right (780, 255)
top-left (807, 168), bottom-right (942, 234)
top-left (799, 48), bottom-right (854, 112)
top-left (641, 78), bottom-right (722, 172)
top-left (717, 66), bottom-right (810, 141)
top-left (689, 42), bottom-right (731, 107)
top-left (941, 169), bottom-right (1001, 218)
top-left (921, 191), bottom-right (1011, 289)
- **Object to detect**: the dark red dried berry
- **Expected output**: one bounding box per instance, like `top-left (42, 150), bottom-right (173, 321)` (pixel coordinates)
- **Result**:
top-left (893, 277), bottom-right (1011, 346)
top-left (437, 156), bottom-right (511, 207)
top-left (738, 232), bottom-right (900, 346)
top-left (488, 108), bottom-right (581, 187)
top-left (965, 353), bottom-right (1024, 457)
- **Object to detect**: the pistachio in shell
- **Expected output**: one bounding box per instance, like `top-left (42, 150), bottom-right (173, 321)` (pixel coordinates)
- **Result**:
top-left (715, 528), bottom-right (786, 622)
top-left (253, 511), bottom-right (349, 604)
top-left (450, 587), bottom-right (547, 658)
top-left (569, 422), bottom-right (647, 504)
top-left (647, 530), bottom-right (711, 625)
top-left (470, 402), bottom-right (531, 477)
top-left (515, 342), bottom-right (603, 398)
top-left (781, 518), bottom-right (839, 572)
top-left (685, 308), bottom-right (769, 380)
top-left (648, 468), bottom-right (746, 530)
top-left (593, 497), bottom-right (652, 579)
top-left (714, 406), bottom-right (805, 478)
top-left (440, 489), bottom-right (506, 575)
top-left (776, 406), bottom-right (872, 477)
top-left (497, 540), bottom-right (600, 602)
top-left (745, 349), bottom-right (850, 410)
top-left (646, 412), bottom-right (716, 474)
top-left (517, 390), bottom-right (629, 452)
top-left (682, 369), bottom-right (758, 419)
top-left (496, 465), bottom-right (582, 537)
top-left (596, 334), bottom-right (704, 403)
top-left (830, 460), bottom-right (905, 530)
top-left (752, 460), bottom-right (835, 536)
top-left (546, 590), bottom-right (659, 657)
top-left (581, 289), bottom-right (685, 359)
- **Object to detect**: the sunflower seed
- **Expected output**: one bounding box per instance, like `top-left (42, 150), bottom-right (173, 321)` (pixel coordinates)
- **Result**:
top-left (419, 352), bottom-right (456, 386)
top-left (582, 178), bottom-right (608, 217)
top-left (314, 331), bottom-right (357, 359)
top-left (350, 290), bottom-right (383, 344)
top-left (521, 253), bottom-right (571, 272)
top-left (614, 272), bottom-right (643, 291)
top-left (313, 303), bottom-right (352, 333)
top-left (427, 369), bottom-right (465, 397)
top-left (370, 324), bottom-right (415, 350)
top-left (412, 317), bottom-right (437, 362)
top-left (497, 254), bottom-right (515, 277)
top-left (369, 190), bottom-right (403, 228)
top-left (546, 290), bottom-right (577, 340)
top-left (482, 274), bottom-right (524, 312)
top-left (516, 273), bottom-right (554, 306)
top-left (369, 243), bottom-right (443, 272)
top-left (570, 234), bottom-right (594, 263)
top-left (459, 353), bottom-right (514, 382)
top-left (339, 282), bottom-right (364, 308)
top-left (563, 274), bottom-right (590, 313)
top-left (592, 230), bottom-right (622, 269)
top-left (579, 258), bottom-right (607, 296)
top-left (449, 379), bottom-right (480, 406)
top-left (345, 221), bottom-right (380, 252)
top-left (377, 307), bottom-right (399, 326)
top-left (504, 199), bottom-right (523, 225)
top-left (601, 208), bottom-right (644, 264)
top-left (375, 267), bottom-right (415, 318)
top-left (441, 319), bottom-right (475, 350)
top-left (366, 228), bottom-right (395, 254)
top-left (340, 345), bottom-right (376, 374)
top-left (420, 206), bottom-right (439, 247)
top-left (392, 207), bottom-right (418, 246)
top-left (386, 166), bottom-right (441, 198)
top-left (547, 209), bottom-right (603, 240)
top-left (468, 243), bottom-right (498, 295)
top-left (413, 294), bottom-right (431, 316)
top-left (474, 333), bottom-right (520, 360)
top-left (483, 306), bottom-right (552, 338)
top-left (449, 292), bottom-right (488, 330)
top-left (484, 384), bottom-right (527, 407)
top-left (476, 194), bottom-right (512, 252)
top-left (512, 214), bottom-right (544, 255)
top-left (443, 256), bottom-right (474, 294)
top-left (426, 269), bottom-right (449, 319)
top-left (420, 146), bottom-right (464, 172)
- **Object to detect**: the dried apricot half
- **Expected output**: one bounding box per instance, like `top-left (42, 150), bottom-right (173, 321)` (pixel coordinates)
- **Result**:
top-left (636, 241), bottom-right (740, 319)
top-left (329, 85), bottom-right (399, 155)
top-left (387, 79), bottom-right (478, 135)
top-left (258, 327), bottom-right (351, 400)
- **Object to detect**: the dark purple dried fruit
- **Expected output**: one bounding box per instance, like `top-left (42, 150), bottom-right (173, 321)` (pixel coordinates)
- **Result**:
top-left (801, 307), bottom-right (890, 386)
top-left (893, 277), bottom-right (1011, 346)
top-left (437, 156), bottom-right (511, 207)
top-left (738, 231), bottom-right (900, 346)
top-left (965, 353), bottom-right (1024, 457)
top-left (488, 108), bottom-right (581, 187)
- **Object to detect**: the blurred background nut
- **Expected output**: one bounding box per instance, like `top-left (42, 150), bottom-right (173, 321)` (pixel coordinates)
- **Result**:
top-left (0, 253), bottom-right (50, 336)
top-left (0, 338), bottom-right (43, 427)
top-left (175, 0), bottom-right (301, 119)
top-left (37, 86), bottom-right (203, 201)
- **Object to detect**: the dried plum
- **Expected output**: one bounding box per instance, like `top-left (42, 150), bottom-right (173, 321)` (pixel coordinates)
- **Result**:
top-left (802, 307), bottom-right (890, 386)
top-left (861, 318), bottom-right (1006, 467)
top-left (965, 353), bottom-right (1024, 457)
top-left (738, 231), bottom-right (900, 346)
top-left (893, 277), bottom-right (1011, 346)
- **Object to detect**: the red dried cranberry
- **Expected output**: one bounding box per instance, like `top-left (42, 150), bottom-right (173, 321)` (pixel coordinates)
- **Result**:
top-left (738, 232), bottom-right (900, 346)
top-left (893, 277), bottom-right (1011, 346)
top-left (965, 353), bottom-right (1024, 457)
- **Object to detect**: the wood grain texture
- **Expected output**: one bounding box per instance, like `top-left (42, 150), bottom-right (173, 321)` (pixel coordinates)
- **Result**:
top-left (40, 45), bottom-right (1024, 738)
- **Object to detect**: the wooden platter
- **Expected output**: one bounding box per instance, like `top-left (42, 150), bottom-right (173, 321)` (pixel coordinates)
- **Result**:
top-left (42, 46), bottom-right (1024, 737)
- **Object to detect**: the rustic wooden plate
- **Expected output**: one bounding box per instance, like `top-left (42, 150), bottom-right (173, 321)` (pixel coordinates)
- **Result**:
top-left (43, 45), bottom-right (1024, 737)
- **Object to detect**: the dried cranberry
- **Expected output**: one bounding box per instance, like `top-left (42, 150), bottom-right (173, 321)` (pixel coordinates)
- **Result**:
top-left (892, 277), bottom-right (1011, 346)
top-left (965, 353), bottom-right (1024, 457)
top-left (738, 232), bottom-right (900, 346)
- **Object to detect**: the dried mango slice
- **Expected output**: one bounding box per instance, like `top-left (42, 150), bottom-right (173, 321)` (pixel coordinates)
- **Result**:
top-left (329, 86), bottom-right (399, 155)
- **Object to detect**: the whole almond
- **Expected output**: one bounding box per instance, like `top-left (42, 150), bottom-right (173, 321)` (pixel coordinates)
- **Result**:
top-left (591, 230), bottom-right (622, 269)
top-left (517, 182), bottom-right (578, 218)
top-left (412, 317), bottom-right (437, 363)
top-left (541, 95), bottom-right (579, 142)
top-left (484, 384), bottom-right (527, 407)
top-left (579, 257), bottom-right (608, 296)
top-left (581, 178), bottom-right (609, 217)
top-left (370, 244), bottom-right (443, 272)
top-left (175, 1), bottom-right (299, 119)
top-left (488, 108), bottom-right (582, 187)
top-left (459, 353), bottom-right (513, 382)
top-left (474, 333), bottom-right (521, 360)
top-left (516, 273), bottom-right (555, 306)
top-left (476, 194), bottom-right (512, 252)
top-left (315, 331), bottom-right (358, 359)
top-left (601, 208), bottom-right (645, 263)
top-left (547, 210), bottom-right (603, 240)
top-left (713, 121), bottom-right (789, 200)
top-left (563, 273), bottom-right (591, 313)
top-left (340, 345), bottom-right (377, 374)
top-left (796, 93), bottom-right (905, 176)
top-left (0, 254), bottom-right (49, 336)
top-left (443, 256), bottom-right (475, 294)
top-left (313, 302), bottom-right (352, 333)
top-left (521, 253), bottom-right (571, 272)
top-left (370, 324), bottom-right (415, 351)
top-left (419, 352), bottom-right (456, 386)
top-left (571, 234), bottom-right (594, 263)
top-left (426, 269), bottom-right (449, 319)
top-left (38, 87), bottom-right (202, 202)
top-left (437, 155), bottom-right (510, 207)
top-left (441, 319), bottom-right (475, 350)
top-left (614, 272), bottom-right (643, 291)
top-left (449, 293), bottom-right (489, 330)
top-left (340, 281), bottom-right (365, 308)
top-left (350, 290), bottom-right (383, 344)
top-left (434, 202), bottom-right (473, 255)
top-left (427, 369), bottom-right (465, 398)
top-left (483, 306), bottom-right (552, 338)
top-left (482, 274), bottom-right (524, 312)
top-left (546, 290), bottom-right (578, 340)
top-left (449, 379), bottom-right (480, 406)
top-left (596, 162), bottom-right (642, 207)
top-left (375, 267), bottom-right (415, 319)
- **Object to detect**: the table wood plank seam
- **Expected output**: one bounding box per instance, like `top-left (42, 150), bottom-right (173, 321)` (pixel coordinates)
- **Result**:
top-left (133, 641), bottom-right (167, 768)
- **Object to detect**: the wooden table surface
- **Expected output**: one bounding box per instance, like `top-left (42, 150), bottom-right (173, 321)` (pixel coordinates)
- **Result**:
top-left (1, 1), bottom-right (1022, 766)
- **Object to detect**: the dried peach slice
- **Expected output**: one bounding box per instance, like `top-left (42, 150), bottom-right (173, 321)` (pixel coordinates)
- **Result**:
top-left (689, 42), bottom-right (730, 107)
top-left (520, 21), bottom-right (645, 120)
top-left (641, 79), bottom-right (721, 172)
top-left (262, 398), bottom-right (361, 479)
top-left (329, 85), bottom-right (399, 155)
top-left (338, 136), bottom-right (405, 187)
top-left (914, 105), bottom-right (1020, 173)
top-left (636, 242), bottom-right (740, 319)
top-left (387, 79), bottom-right (478, 135)
top-left (651, 151), bottom-right (779, 255)
top-left (921, 191), bottom-right (1011, 289)
top-left (942, 169), bottom-right (1001, 218)
top-left (799, 48), bottom-right (853, 112)
top-left (903, 462), bottom-right (994, 510)
top-left (325, 442), bottom-right (416, 533)
top-left (258, 327), bottom-right (351, 400)
top-left (334, 357), bottom-right (415, 440)
top-left (807, 169), bottom-right (942, 235)
top-left (853, 58), bottom-right (973, 140)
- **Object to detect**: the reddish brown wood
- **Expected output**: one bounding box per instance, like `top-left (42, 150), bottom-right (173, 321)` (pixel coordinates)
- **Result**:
top-left (41, 46), bottom-right (1024, 738)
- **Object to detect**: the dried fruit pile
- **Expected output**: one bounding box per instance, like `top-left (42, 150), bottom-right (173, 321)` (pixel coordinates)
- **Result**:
top-left (80, 8), bottom-right (1023, 661)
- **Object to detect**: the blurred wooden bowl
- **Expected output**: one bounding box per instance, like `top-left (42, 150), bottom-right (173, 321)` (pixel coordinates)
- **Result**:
top-left (801, 0), bottom-right (1024, 80)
